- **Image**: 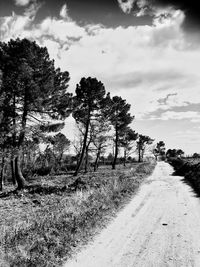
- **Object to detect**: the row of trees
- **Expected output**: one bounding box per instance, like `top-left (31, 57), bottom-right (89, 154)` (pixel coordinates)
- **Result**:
top-left (0, 38), bottom-right (155, 190)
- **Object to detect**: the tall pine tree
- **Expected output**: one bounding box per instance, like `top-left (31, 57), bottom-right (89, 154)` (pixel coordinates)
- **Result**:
top-left (0, 38), bottom-right (72, 189)
top-left (107, 95), bottom-right (134, 169)
top-left (73, 77), bottom-right (106, 176)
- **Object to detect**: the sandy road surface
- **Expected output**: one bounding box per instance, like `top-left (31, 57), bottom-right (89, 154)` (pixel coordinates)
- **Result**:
top-left (64, 162), bottom-right (200, 267)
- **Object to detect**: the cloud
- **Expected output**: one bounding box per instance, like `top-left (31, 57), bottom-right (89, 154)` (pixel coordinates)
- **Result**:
top-left (0, 1), bottom-right (42, 40)
top-left (117, 0), bottom-right (135, 14)
top-left (24, 1), bottom-right (42, 18)
top-left (149, 111), bottom-right (200, 121)
top-left (1, 4), bottom-right (200, 121)
top-left (117, 0), bottom-right (152, 15)
top-left (60, 4), bottom-right (71, 20)
top-left (15, 0), bottom-right (31, 6)
top-left (1, 3), bottom-right (200, 153)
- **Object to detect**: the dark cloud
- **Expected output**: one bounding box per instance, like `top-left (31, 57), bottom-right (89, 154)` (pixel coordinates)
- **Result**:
top-left (1, 0), bottom-right (199, 31)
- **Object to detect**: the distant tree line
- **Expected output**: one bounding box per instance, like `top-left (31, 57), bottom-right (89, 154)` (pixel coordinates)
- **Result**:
top-left (0, 38), bottom-right (155, 190)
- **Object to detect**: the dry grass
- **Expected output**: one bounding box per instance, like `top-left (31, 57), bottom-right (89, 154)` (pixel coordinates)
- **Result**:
top-left (0, 161), bottom-right (156, 267)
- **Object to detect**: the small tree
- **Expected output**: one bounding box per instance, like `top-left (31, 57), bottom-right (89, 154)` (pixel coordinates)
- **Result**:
top-left (153, 141), bottom-right (166, 160)
top-left (120, 127), bottom-right (138, 166)
top-left (166, 148), bottom-right (184, 158)
top-left (47, 132), bottom-right (70, 170)
top-left (193, 153), bottom-right (200, 158)
top-left (137, 135), bottom-right (154, 162)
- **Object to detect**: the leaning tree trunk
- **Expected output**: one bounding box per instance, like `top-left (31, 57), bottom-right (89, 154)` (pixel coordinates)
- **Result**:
top-left (84, 146), bottom-right (89, 173)
top-left (112, 128), bottom-right (118, 170)
top-left (74, 113), bottom-right (90, 176)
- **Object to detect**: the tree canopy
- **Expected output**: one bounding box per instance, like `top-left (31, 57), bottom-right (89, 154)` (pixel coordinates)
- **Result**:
top-left (106, 95), bottom-right (134, 169)
top-left (72, 77), bottom-right (106, 175)
top-left (0, 38), bottom-right (72, 188)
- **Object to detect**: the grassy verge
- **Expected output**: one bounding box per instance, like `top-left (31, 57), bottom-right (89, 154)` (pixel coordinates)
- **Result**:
top-left (0, 161), bottom-right (156, 267)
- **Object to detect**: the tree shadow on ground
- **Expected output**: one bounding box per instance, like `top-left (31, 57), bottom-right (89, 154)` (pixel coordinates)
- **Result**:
top-left (180, 177), bottom-right (200, 198)
top-left (0, 177), bottom-right (88, 199)
top-left (172, 171), bottom-right (200, 198)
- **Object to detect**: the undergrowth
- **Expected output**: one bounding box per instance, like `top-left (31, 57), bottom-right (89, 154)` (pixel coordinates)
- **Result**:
top-left (0, 161), bottom-right (156, 267)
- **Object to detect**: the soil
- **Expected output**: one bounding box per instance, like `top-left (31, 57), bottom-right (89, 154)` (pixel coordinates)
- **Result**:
top-left (64, 162), bottom-right (200, 267)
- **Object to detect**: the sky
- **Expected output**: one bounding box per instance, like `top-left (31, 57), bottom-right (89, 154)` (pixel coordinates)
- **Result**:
top-left (0, 0), bottom-right (200, 155)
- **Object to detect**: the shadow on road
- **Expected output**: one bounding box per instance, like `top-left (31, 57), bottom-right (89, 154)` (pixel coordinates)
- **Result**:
top-left (180, 177), bottom-right (200, 199)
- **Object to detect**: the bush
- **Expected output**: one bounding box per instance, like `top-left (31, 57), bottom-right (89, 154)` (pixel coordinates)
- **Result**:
top-left (169, 157), bottom-right (200, 194)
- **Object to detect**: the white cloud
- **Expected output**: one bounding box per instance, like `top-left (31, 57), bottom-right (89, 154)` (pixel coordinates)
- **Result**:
top-left (1, 5), bottom-right (200, 122)
top-left (60, 4), bottom-right (71, 20)
top-left (15, 0), bottom-right (31, 6)
top-left (117, 0), bottom-right (135, 14)
top-left (117, 0), bottom-right (151, 15)
top-left (150, 111), bottom-right (200, 121)
top-left (1, 4), bottom-right (200, 153)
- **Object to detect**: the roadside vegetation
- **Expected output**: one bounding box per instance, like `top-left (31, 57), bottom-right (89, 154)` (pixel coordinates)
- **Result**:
top-left (0, 38), bottom-right (162, 266)
top-left (0, 161), bottom-right (155, 267)
top-left (168, 156), bottom-right (200, 195)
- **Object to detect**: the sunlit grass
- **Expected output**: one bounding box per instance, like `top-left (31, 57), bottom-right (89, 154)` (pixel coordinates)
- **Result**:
top-left (0, 161), bottom-right (156, 267)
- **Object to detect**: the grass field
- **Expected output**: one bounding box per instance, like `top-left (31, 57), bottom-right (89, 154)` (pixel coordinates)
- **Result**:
top-left (0, 161), bottom-right (156, 267)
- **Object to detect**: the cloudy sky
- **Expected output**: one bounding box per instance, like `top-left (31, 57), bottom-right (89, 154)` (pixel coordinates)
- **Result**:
top-left (1, 0), bottom-right (200, 154)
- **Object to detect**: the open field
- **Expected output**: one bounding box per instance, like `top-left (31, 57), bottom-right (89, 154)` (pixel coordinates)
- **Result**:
top-left (0, 161), bottom-right (155, 267)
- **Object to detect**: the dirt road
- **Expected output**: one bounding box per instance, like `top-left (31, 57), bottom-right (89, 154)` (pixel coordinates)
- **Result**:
top-left (64, 162), bottom-right (200, 267)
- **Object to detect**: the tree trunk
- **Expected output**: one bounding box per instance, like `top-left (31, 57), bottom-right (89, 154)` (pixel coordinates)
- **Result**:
top-left (84, 146), bottom-right (89, 173)
top-left (112, 128), bottom-right (118, 170)
top-left (74, 117), bottom-right (90, 176)
top-left (138, 147), bottom-right (142, 162)
top-left (94, 148), bottom-right (101, 172)
top-left (11, 156), bottom-right (17, 185)
top-left (0, 156), bottom-right (5, 191)
top-left (14, 150), bottom-right (26, 190)
top-left (124, 149), bottom-right (126, 167)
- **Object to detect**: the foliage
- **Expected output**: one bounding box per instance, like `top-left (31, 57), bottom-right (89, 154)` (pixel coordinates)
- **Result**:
top-left (0, 38), bottom-right (72, 188)
top-left (169, 157), bottom-right (200, 195)
top-left (136, 135), bottom-right (154, 162)
top-left (0, 162), bottom-right (156, 267)
top-left (153, 141), bottom-right (166, 160)
top-left (47, 132), bottom-right (71, 171)
top-left (106, 95), bottom-right (134, 169)
top-left (166, 148), bottom-right (184, 158)
top-left (120, 127), bottom-right (138, 166)
top-left (72, 77), bottom-right (106, 175)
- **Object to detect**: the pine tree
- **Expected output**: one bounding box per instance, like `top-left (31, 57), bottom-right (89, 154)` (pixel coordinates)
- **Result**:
top-left (0, 38), bottom-right (72, 189)
top-left (137, 135), bottom-right (154, 162)
top-left (106, 95), bottom-right (134, 169)
top-left (72, 77), bottom-right (106, 176)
